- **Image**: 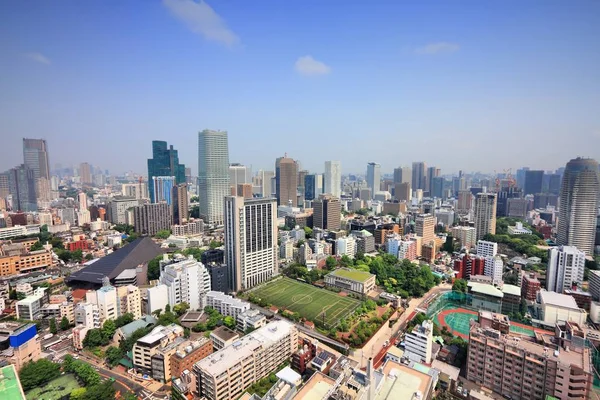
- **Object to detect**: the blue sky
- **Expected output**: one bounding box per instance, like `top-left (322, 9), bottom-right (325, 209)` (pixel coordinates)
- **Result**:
top-left (1, 0), bottom-right (599, 176)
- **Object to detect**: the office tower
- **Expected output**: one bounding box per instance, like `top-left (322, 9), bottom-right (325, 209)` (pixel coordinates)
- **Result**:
top-left (304, 174), bottom-right (323, 201)
top-left (235, 183), bottom-right (253, 199)
top-left (152, 176), bottom-right (175, 205)
top-left (0, 173), bottom-right (9, 200)
top-left (496, 187), bottom-right (522, 217)
top-left (415, 214), bottom-right (435, 245)
top-left (7, 165), bottom-right (37, 212)
top-left (224, 196), bottom-right (277, 291)
top-left (473, 192), bottom-right (497, 240)
top-left (160, 256), bottom-right (211, 311)
top-left (523, 170), bottom-right (544, 195)
top-left (172, 183), bottom-right (188, 225)
top-left (366, 162), bottom-right (381, 198)
top-left (298, 169), bottom-right (308, 191)
top-left (324, 161), bottom-right (341, 198)
top-left (255, 170), bottom-right (275, 198)
top-left (147, 140), bottom-right (186, 203)
top-left (557, 158), bottom-right (600, 255)
top-left (275, 156), bottom-right (298, 206)
top-left (412, 162), bottom-right (426, 190)
top-left (198, 130), bottom-right (230, 225)
top-left (394, 182), bottom-right (411, 202)
top-left (229, 163), bottom-right (250, 187)
top-left (22, 138), bottom-right (50, 182)
top-left (133, 202), bottom-right (172, 236)
top-left (426, 166), bottom-right (440, 194)
top-left (78, 192), bottom-right (87, 210)
top-left (431, 177), bottom-right (444, 199)
top-left (194, 320), bottom-right (298, 400)
top-left (404, 320), bottom-right (434, 364)
top-left (109, 196), bottom-right (139, 224)
top-left (394, 166), bottom-right (412, 184)
top-left (546, 173), bottom-right (561, 195)
top-left (79, 162), bottom-right (92, 185)
top-left (313, 194), bottom-right (341, 231)
top-left (546, 246), bottom-right (585, 293)
top-left (185, 167), bottom-right (192, 184)
top-left (515, 167), bottom-right (529, 189)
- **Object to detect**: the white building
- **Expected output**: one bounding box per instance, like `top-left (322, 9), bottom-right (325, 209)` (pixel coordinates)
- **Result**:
top-left (507, 222), bottom-right (532, 235)
top-left (147, 284), bottom-right (169, 314)
top-left (106, 233), bottom-right (122, 247)
top-left (336, 236), bottom-right (357, 258)
top-left (77, 209), bottom-right (91, 226)
top-left (38, 212), bottom-right (53, 227)
top-left (538, 290), bottom-right (587, 326)
top-left (476, 240), bottom-right (498, 258)
top-left (224, 196), bottom-right (277, 291)
top-left (236, 309), bottom-right (267, 332)
top-left (404, 320), bottom-right (434, 364)
top-left (205, 291), bottom-right (250, 321)
top-left (279, 239), bottom-right (294, 260)
top-left (74, 302), bottom-right (100, 329)
top-left (108, 196), bottom-right (139, 225)
top-left (85, 282), bottom-right (118, 323)
top-left (324, 161), bottom-right (342, 198)
top-left (198, 129), bottom-right (230, 225)
top-left (546, 246), bottom-right (585, 293)
top-left (387, 237), bottom-right (402, 257)
top-left (159, 255), bottom-right (212, 311)
top-left (484, 256), bottom-right (504, 286)
top-left (116, 285), bottom-right (142, 320)
top-left (451, 226), bottom-right (477, 250)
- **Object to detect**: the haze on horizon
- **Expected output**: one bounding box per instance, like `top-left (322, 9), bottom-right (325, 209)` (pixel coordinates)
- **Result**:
top-left (1, 0), bottom-right (599, 176)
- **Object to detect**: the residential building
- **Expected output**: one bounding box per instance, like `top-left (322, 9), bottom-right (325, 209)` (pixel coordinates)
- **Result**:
top-left (590, 270), bottom-right (600, 301)
top-left (116, 285), bottom-right (142, 320)
top-left (415, 213), bottom-right (435, 245)
top-left (324, 268), bottom-right (376, 296)
top-left (324, 161), bottom-right (341, 198)
top-left (86, 280), bottom-right (118, 323)
top-left (16, 288), bottom-right (48, 320)
top-left (210, 326), bottom-right (240, 351)
top-left (312, 194), bottom-right (341, 231)
top-left (557, 157), bottom-right (600, 255)
top-left (451, 226), bottom-right (476, 249)
top-left (79, 162), bottom-right (92, 184)
top-left (546, 246), bottom-right (585, 293)
top-left (172, 219), bottom-right (204, 236)
top-left (205, 291), bottom-right (250, 320)
top-left (147, 140), bottom-right (186, 203)
top-left (74, 302), bottom-right (100, 330)
top-left (484, 256), bottom-right (503, 286)
top-left (336, 236), bottom-right (357, 258)
top-left (521, 273), bottom-right (541, 301)
top-left (147, 284), bottom-right (169, 314)
top-left (133, 202), bottom-right (172, 236)
top-left (404, 320), bottom-right (434, 364)
top-left (473, 192), bottom-right (497, 240)
top-left (477, 240), bottom-right (498, 258)
top-left (366, 162), bottom-right (381, 198)
top-left (170, 337), bottom-right (213, 382)
top-left (193, 320), bottom-right (298, 400)
top-left (132, 323), bottom-right (185, 375)
top-left (236, 309), bottom-right (267, 332)
top-left (172, 183), bottom-right (189, 225)
top-left (467, 321), bottom-right (592, 400)
top-left (108, 196), bottom-right (139, 225)
top-left (159, 255), bottom-right (212, 311)
top-left (224, 196), bottom-right (277, 291)
top-left (351, 229), bottom-right (375, 254)
top-left (275, 156), bottom-right (298, 207)
top-left (538, 290), bottom-right (587, 326)
top-left (198, 130), bottom-right (230, 225)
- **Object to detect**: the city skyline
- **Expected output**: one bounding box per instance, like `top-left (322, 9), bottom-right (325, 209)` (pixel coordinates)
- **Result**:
top-left (2, 1), bottom-right (599, 174)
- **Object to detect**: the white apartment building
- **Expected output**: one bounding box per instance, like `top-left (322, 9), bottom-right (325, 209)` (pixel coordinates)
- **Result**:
top-left (279, 239), bottom-right (294, 260)
top-left (77, 209), bottom-right (91, 226)
top-left (159, 256), bottom-right (212, 311)
top-left (484, 255), bottom-right (504, 286)
top-left (86, 283), bottom-right (118, 323)
top-left (404, 320), bottom-right (434, 364)
top-left (476, 240), bottom-right (498, 258)
top-left (451, 226), bottom-right (477, 250)
top-left (224, 196), bottom-right (277, 291)
top-left (147, 284), bottom-right (169, 315)
top-left (194, 320), bottom-right (298, 400)
top-left (236, 309), bottom-right (267, 332)
top-left (16, 289), bottom-right (47, 320)
top-left (108, 196), bottom-right (139, 225)
top-left (336, 236), bottom-right (357, 258)
top-left (205, 291), bottom-right (250, 321)
top-left (74, 302), bottom-right (100, 329)
top-left (324, 161), bottom-right (342, 198)
top-left (132, 324), bottom-right (185, 375)
top-left (546, 246), bottom-right (586, 293)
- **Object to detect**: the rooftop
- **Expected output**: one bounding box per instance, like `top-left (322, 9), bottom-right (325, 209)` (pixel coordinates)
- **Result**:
top-left (376, 360), bottom-right (434, 400)
top-left (467, 282), bottom-right (504, 298)
top-left (118, 315), bottom-right (157, 338)
top-left (329, 268), bottom-right (374, 283)
top-left (539, 290), bottom-right (579, 309)
top-left (210, 326), bottom-right (239, 342)
top-left (294, 372), bottom-right (337, 400)
top-left (501, 284), bottom-right (521, 296)
top-left (0, 364), bottom-right (26, 400)
top-left (137, 323), bottom-right (183, 346)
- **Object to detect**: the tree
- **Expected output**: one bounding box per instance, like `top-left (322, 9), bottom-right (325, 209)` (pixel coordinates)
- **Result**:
top-left (101, 319), bottom-right (117, 338)
top-left (70, 388), bottom-right (87, 400)
top-left (223, 316), bottom-right (236, 330)
top-left (83, 328), bottom-right (108, 347)
top-left (105, 346), bottom-right (124, 367)
top-left (303, 226), bottom-right (313, 238)
top-left (114, 313), bottom-right (134, 328)
top-left (154, 229), bottom-right (171, 239)
top-left (165, 304), bottom-right (171, 313)
top-left (60, 315), bottom-right (71, 330)
top-left (49, 317), bottom-right (58, 334)
top-left (85, 253), bottom-right (94, 261)
top-left (30, 241), bottom-right (44, 251)
top-left (452, 279), bottom-right (468, 293)
top-left (81, 380), bottom-right (116, 400)
top-left (210, 240), bottom-right (223, 249)
top-left (57, 249), bottom-right (72, 263)
top-left (19, 359), bottom-right (61, 391)
top-left (325, 256), bottom-right (337, 270)
top-left (173, 302), bottom-right (190, 316)
top-left (148, 255), bottom-right (162, 281)
top-left (72, 249), bottom-right (83, 263)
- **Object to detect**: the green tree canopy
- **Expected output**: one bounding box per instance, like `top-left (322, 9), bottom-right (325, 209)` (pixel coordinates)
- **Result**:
top-left (452, 279), bottom-right (468, 293)
top-left (154, 229), bottom-right (171, 239)
top-left (19, 359), bottom-right (61, 391)
top-left (49, 317), bottom-right (58, 334)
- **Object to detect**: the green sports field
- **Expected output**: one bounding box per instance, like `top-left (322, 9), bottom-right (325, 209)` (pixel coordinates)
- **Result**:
top-left (251, 278), bottom-right (360, 328)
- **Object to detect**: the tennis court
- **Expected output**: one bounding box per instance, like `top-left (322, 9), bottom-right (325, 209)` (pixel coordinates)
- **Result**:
top-left (435, 307), bottom-right (477, 338)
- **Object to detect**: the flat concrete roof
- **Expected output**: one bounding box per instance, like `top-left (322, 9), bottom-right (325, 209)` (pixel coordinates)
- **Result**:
top-left (0, 364), bottom-right (26, 400)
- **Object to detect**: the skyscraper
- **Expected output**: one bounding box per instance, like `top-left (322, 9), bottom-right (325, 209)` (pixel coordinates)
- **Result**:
top-left (412, 162), bottom-right (426, 191)
top-left (312, 194), bottom-right (341, 231)
top-left (79, 162), bottom-right (92, 185)
top-left (198, 130), bottom-right (230, 225)
top-left (473, 191), bottom-right (497, 241)
top-left (133, 202), bottom-right (172, 236)
top-left (393, 166), bottom-right (411, 184)
top-left (22, 138), bottom-right (50, 181)
top-left (8, 165), bottom-right (37, 212)
top-left (426, 166), bottom-right (440, 194)
top-left (304, 174), bottom-right (323, 201)
top-left (275, 156), bottom-right (298, 206)
top-left (147, 140), bottom-right (186, 203)
top-left (153, 176), bottom-right (175, 205)
top-left (172, 183), bottom-right (189, 225)
top-left (395, 182), bottom-right (411, 202)
top-left (431, 177), bottom-right (444, 199)
top-left (546, 246), bottom-right (585, 293)
top-left (324, 161), bottom-right (342, 198)
top-left (228, 163), bottom-right (250, 187)
top-left (366, 162), bottom-right (381, 198)
top-left (524, 170), bottom-right (544, 195)
top-left (224, 196), bottom-right (277, 291)
top-left (557, 157), bottom-right (600, 255)
top-left (255, 170), bottom-right (275, 198)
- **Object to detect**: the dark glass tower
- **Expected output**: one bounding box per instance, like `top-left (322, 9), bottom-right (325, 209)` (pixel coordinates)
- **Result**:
top-left (147, 141), bottom-right (186, 203)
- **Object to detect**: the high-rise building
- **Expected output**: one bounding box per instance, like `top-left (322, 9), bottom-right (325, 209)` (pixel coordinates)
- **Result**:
top-left (476, 240), bottom-right (498, 258)
top-left (22, 138), bottom-right (50, 181)
top-left (160, 256), bottom-right (212, 311)
top-left (255, 170), bottom-right (274, 198)
top-left (198, 130), bottom-right (230, 225)
top-left (431, 177), bottom-right (444, 199)
top-left (324, 161), bottom-right (341, 198)
top-left (172, 184), bottom-right (188, 225)
top-left (78, 192), bottom-right (87, 210)
top-left (415, 214), bottom-right (435, 245)
top-left (236, 183), bottom-right (253, 199)
top-left (473, 192), bottom-right (497, 240)
top-left (312, 194), bottom-right (341, 231)
top-left (304, 174), bottom-right (323, 201)
top-left (228, 163), bottom-right (250, 187)
top-left (393, 166), bottom-right (411, 184)
top-left (404, 320), bottom-right (434, 364)
top-left (108, 196), bottom-right (139, 225)
top-left (496, 187), bottom-right (522, 217)
top-left (546, 246), bottom-right (585, 293)
top-left (366, 162), bottom-right (381, 198)
top-left (153, 176), bottom-right (175, 205)
top-left (451, 226), bottom-right (477, 250)
top-left (426, 166), bottom-right (440, 194)
top-left (557, 157), bottom-right (600, 255)
top-left (515, 167), bottom-right (529, 189)
top-left (394, 182), bottom-right (411, 202)
top-left (7, 165), bottom-right (37, 212)
top-left (412, 162), bottom-right (426, 191)
top-left (79, 162), bottom-right (92, 185)
top-left (484, 255), bottom-right (503, 285)
top-left (275, 156), bottom-right (298, 206)
top-left (147, 140), bottom-right (186, 203)
top-left (523, 170), bottom-right (544, 196)
top-left (133, 202), bottom-right (172, 236)
top-left (224, 196), bottom-right (277, 291)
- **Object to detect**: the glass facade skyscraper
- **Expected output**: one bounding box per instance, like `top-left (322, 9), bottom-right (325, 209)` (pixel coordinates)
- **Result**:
top-left (198, 130), bottom-right (230, 225)
top-left (22, 138), bottom-right (50, 181)
top-left (147, 140), bottom-right (186, 203)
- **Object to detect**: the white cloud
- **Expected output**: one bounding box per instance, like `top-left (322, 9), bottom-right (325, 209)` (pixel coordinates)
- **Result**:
top-left (294, 56), bottom-right (331, 76)
top-left (163, 0), bottom-right (239, 46)
top-left (24, 52), bottom-right (51, 65)
top-left (415, 42), bottom-right (460, 55)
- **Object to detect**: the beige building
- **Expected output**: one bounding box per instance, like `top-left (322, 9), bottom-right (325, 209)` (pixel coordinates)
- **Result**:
top-left (210, 326), bottom-right (240, 351)
top-left (312, 194), bottom-right (341, 231)
top-left (451, 226), bottom-right (477, 250)
top-left (194, 320), bottom-right (298, 400)
top-left (473, 191), bottom-right (497, 240)
top-left (275, 156), bottom-right (298, 207)
top-left (132, 324), bottom-right (185, 376)
top-left (324, 268), bottom-right (376, 297)
top-left (415, 213), bottom-right (436, 245)
top-left (116, 285), bottom-right (142, 320)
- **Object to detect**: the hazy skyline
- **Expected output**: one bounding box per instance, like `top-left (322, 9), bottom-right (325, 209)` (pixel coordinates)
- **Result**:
top-left (1, 1), bottom-right (599, 176)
